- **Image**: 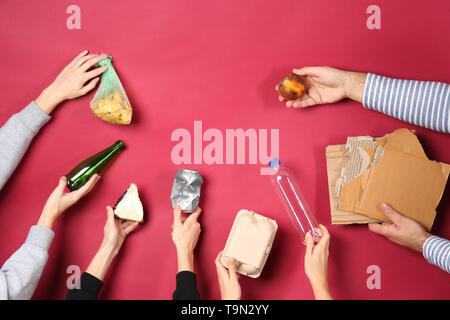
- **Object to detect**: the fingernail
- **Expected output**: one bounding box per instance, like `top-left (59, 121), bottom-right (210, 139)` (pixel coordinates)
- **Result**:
top-left (381, 202), bottom-right (389, 210)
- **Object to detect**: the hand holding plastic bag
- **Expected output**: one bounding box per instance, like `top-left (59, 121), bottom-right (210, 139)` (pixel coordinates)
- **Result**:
top-left (90, 55), bottom-right (132, 125)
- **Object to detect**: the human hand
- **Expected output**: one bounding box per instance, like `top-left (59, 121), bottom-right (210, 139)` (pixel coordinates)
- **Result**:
top-left (276, 66), bottom-right (366, 108)
top-left (37, 174), bottom-right (100, 229)
top-left (35, 50), bottom-right (109, 114)
top-left (171, 205), bottom-right (202, 272)
top-left (304, 224), bottom-right (332, 300)
top-left (215, 251), bottom-right (241, 300)
top-left (101, 206), bottom-right (139, 257)
top-left (85, 206), bottom-right (138, 281)
top-left (368, 202), bottom-right (431, 253)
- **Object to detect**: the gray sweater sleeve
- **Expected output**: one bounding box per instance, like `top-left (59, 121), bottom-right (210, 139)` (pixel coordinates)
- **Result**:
top-left (0, 226), bottom-right (55, 300)
top-left (363, 73), bottom-right (450, 133)
top-left (0, 101), bottom-right (51, 190)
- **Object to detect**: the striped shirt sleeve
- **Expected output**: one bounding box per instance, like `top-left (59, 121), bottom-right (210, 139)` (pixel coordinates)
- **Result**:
top-left (422, 236), bottom-right (450, 273)
top-left (362, 73), bottom-right (450, 134)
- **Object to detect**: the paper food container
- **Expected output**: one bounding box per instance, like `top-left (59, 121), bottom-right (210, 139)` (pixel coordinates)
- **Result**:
top-left (220, 209), bottom-right (277, 278)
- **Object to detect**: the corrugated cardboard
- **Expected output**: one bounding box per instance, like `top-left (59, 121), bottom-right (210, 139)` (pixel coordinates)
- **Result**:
top-left (336, 129), bottom-right (450, 231)
top-left (326, 144), bottom-right (380, 224)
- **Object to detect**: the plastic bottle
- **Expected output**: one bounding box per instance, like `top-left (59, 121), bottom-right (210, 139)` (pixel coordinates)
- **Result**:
top-left (268, 158), bottom-right (321, 243)
top-left (65, 140), bottom-right (125, 191)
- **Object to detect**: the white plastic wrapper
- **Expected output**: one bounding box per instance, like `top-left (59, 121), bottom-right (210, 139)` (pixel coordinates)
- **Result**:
top-left (170, 169), bottom-right (203, 213)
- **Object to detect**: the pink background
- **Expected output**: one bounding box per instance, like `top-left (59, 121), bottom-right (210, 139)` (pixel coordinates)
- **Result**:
top-left (0, 0), bottom-right (449, 299)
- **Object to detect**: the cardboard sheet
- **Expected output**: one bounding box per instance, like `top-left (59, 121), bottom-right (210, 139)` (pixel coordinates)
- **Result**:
top-left (326, 144), bottom-right (380, 224)
top-left (337, 129), bottom-right (450, 231)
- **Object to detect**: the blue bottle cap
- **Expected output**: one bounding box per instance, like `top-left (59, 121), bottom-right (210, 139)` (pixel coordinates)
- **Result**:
top-left (268, 158), bottom-right (281, 168)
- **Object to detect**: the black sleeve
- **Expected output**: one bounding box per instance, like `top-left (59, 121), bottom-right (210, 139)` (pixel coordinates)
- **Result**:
top-left (66, 272), bottom-right (103, 300)
top-left (172, 271), bottom-right (200, 300)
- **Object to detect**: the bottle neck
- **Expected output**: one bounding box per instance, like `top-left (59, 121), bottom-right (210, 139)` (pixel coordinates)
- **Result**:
top-left (105, 141), bottom-right (124, 159)
top-left (113, 140), bottom-right (125, 151)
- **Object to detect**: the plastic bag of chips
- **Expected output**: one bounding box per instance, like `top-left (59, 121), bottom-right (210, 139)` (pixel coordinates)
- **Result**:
top-left (90, 55), bottom-right (132, 125)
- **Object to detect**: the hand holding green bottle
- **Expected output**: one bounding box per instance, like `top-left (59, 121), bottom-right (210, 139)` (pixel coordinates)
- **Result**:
top-left (37, 174), bottom-right (100, 229)
top-left (66, 140), bottom-right (125, 191)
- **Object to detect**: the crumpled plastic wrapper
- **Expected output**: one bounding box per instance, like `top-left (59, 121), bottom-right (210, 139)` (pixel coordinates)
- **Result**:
top-left (170, 169), bottom-right (203, 213)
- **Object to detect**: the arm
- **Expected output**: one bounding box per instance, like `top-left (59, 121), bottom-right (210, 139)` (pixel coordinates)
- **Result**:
top-left (363, 73), bottom-right (449, 133)
top-left (369, 202), bottom-right (449, 273)
top-left (422, 236), bottom-right (450, 273)
top-left (276, 66), bottom-right (450, 133)
top-left (66, 206), bottom-right (138, 300)
top-left (171, 205), bottom-right (201, 300)
top-left (0, 103), bottom-right (50, 190)
top-left (0, 226), bottom-right (54, 300)
top-left (304, 225), bottom-right (333, 300)
top-left (0, 50), bottom-right (108, 190)
top-left (65, 272), bottom-right (103, 300)
top-left (0, 175), bottom-right (99, 300)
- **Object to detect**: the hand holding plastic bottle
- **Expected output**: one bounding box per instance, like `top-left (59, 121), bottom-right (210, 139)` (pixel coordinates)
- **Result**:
top-left (268, 158), bottom-right (321, 243)
top-left (304, 225), bottom-right (333, 300)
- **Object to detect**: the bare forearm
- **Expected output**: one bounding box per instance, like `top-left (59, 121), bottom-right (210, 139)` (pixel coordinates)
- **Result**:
top-left (85, 245), bottom-right (116, 281)
top-left (177, 249), bottom-right (194, 273)
top-left (35, 86), bottom-right (64, 115)
top-left (37, 214), bottom-right (57, 230)
top-left (311, 281), bottom-right (333, 300)
top-left (344, 71), bottom-right (367, 103)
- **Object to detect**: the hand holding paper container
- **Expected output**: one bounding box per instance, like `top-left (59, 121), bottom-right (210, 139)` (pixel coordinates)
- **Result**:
top-left (220, 210), bottom-right (278, 278)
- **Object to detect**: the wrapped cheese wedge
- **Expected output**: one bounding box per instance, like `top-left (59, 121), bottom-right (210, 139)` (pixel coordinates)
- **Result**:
top-left (90, 55), bottom-right (133, 125)
top-left (113, 183), bottom-right (144, 222)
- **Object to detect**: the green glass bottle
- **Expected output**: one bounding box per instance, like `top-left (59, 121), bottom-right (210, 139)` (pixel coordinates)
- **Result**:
top-left (66, 140), bottom-right (125, 191)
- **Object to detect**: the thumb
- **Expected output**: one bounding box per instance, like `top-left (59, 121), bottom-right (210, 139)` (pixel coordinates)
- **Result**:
top-left (228, 258), bottom-right (239, 282)
top-left (293, 66), bottom-right (322, 78)
top-left (106, 206), bottom-right (115, 223)
top-left (380, 202), bottom-right (403, 225)
top-left (55, 176), bottom-right (67, 194)
top-left (173, 205), bottom-right (182, 226)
